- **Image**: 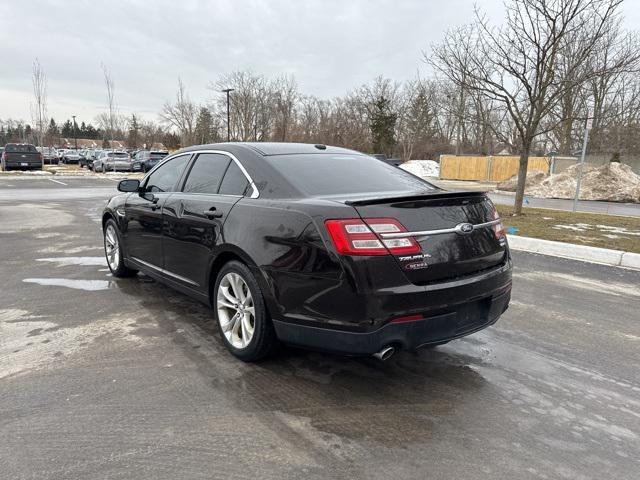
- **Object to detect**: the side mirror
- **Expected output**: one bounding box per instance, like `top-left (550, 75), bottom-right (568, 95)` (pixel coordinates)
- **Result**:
top-left (117, 179), bottom-right (140, 192)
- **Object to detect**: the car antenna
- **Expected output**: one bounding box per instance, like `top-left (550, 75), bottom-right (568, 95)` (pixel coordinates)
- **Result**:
top-left (314, 144), bottom-right (327, 150)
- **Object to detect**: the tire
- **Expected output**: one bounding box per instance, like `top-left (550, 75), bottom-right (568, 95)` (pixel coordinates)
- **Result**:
top-left (103, 219), bottom-right (138, 277)
top-left (213, 261), bottom-right (277, 361)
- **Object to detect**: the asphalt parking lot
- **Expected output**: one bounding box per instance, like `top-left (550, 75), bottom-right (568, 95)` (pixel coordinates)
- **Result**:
top-left (1, 176), bottom-right (639, 480)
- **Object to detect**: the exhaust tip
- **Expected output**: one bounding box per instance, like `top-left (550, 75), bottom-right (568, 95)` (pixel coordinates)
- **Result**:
top-left (373, 346), bottom-right (396, 361)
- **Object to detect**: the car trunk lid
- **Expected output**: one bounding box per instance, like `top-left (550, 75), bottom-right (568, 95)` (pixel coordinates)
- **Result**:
top-left (346, 191), bottom-right (507, 284)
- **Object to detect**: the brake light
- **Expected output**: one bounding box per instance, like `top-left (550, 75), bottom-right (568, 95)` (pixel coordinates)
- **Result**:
top-left (325, 218), bottom-right (421, 256)
top-left (490, 204), bottom-right (505, 239)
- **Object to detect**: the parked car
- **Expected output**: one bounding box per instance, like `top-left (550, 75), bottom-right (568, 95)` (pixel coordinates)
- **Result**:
top-left (87, 150), bottom-right (103, 171)
top-left (78, 149), bottom-right (94, 168)
top-left (39, 147), bottom-right (59, 164)
top-left (95, 151), bottom-right (132, 172)
top-left (102, 143), bottom-right (512, 362)
top-left (131, 150), bottom-right (168, 172)
top-left (105, 151), bottom-right (132, 172)
top-left (61, 150), bottom-right (82, 164)
top-left (1, 143), bottom-right (43, 171)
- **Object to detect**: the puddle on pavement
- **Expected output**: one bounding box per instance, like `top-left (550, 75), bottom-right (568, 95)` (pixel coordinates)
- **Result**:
top-left (23, 278), bottom-right (116, 291)
top-left (36, 256), bottom-right (107, 267)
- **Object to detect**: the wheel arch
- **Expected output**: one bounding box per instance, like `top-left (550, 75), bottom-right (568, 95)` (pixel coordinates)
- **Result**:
top-left (207, 246), bottom-right (264, 307)
top-left (102, 211), bottom-right (115, 230)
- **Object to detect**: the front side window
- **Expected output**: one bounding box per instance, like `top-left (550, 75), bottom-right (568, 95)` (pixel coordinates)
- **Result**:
top-left (182, 153), bottom-right (231, 194)
top-left (145, 154), bottom-right (190, 193)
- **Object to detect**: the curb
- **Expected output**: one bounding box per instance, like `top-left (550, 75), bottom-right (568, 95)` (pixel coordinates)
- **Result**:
top-left (506, 235), bottom-right (640, 270)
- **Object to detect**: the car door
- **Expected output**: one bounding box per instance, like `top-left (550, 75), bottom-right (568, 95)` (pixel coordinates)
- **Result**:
top-left (162, 152), bottom-right (251, 291)
top-left (123, 153), bottom-right (191, 271)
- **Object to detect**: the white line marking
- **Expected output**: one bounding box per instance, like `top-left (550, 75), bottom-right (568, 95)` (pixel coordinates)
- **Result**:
top-left (47, 178), bottom-right (67, 186)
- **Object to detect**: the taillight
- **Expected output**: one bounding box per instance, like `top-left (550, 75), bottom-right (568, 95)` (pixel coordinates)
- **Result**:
top-left (325, 218), bottom-right (421, 256)
top-left (490, 204), bottom-right (505, 239)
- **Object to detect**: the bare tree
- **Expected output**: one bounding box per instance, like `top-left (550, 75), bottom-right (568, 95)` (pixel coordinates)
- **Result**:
top-left (160, 78), bottom-right (197, 147)
top-left (272, 75), bottom-right (298, 142)
top-left (429, 0), bottom-right (624, 214)
top-left (102, 63), bottom-right (118, 144)
top-left (31, 58), bottom-right (47, 160)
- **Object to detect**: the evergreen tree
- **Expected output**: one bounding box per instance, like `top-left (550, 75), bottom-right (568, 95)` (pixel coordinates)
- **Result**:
top-left (61, 119), bottom-right (73, 137)
top-left (369, 96), bottom-right (397, 156)
top-left (47, 118), bottom-right (59, 136)
top-left (194, 107), bottom-right (215, 144)
top-left (127, 114), bottom-right (140, 148)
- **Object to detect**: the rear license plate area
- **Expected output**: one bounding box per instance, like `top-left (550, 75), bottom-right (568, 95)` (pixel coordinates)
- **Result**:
top-left (452, 298), bottom-right (491, 334)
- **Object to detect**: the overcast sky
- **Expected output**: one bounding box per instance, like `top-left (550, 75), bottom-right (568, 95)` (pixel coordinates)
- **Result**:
top-left (1, 0), bottom-right (639, 125)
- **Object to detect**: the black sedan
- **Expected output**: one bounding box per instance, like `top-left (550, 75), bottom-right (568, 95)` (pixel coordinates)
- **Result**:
top-left (102, 143), bottom-right (512, 361)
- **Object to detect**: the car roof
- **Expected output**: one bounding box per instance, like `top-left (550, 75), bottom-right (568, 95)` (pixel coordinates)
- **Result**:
top-left (177, 142), bottom-right (361, 157)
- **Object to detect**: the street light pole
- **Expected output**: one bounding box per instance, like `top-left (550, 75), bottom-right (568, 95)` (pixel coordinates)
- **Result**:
top-left (221, 88), bottom-right (234, 142)
top-left (72, 115), bottom-right (78, 150)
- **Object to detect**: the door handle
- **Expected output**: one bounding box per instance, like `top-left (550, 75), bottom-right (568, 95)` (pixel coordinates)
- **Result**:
top-left (204, 207), bottom-right (223, 219)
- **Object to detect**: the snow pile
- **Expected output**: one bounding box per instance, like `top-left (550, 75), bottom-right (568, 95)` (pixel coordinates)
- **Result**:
top-left (497, 163), bottom-right (640, 203)
top-left (497, 170), bottom-right (547, 190)
top-left (400, 160), bottom-right (440, 178)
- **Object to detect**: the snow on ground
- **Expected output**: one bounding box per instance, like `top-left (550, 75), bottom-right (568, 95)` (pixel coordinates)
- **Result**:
top-left (0, 170), bottom-right (53, 176)
top-left (551, 222), bottom-right (640, 238)
top-left (399, 159), bottom-right (440, 178)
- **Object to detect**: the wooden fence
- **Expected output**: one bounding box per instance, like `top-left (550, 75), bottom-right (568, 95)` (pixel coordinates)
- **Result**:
top-left (439, 155), bottom-right (550, 181)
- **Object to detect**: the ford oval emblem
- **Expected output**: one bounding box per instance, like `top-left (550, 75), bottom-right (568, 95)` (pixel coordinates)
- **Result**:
top-left (457, 222), bottom-right (474, 234)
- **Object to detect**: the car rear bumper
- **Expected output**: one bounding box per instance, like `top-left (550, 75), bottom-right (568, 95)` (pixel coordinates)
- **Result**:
top-left (106, 162), bottom-right (132, 171)
top-left (269, 259), bottom-right (512, 355)
top-left (4, 161), bottom-right (42, 170)
top-left (273, 288), bottom-right (509, 354)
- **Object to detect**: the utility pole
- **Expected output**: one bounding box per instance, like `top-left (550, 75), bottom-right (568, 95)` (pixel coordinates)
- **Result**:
top-left (573, 114), bottom-right (592, 212)
top-left (221, 88), bottom-right (234, 142)
top-left (72, 115), bottom-right (78, 150)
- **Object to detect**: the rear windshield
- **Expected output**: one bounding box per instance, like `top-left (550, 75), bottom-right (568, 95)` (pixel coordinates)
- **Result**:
top-left (110, 152), bottom-right (129, 158)
top-left (149, 153), bottom-right (167, 158)
top-left (6, 144), bottom-right (38, 153)
top-left (265, 154), bottom-right (435, 196)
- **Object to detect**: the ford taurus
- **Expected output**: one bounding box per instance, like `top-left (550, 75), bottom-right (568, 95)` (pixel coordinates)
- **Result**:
top-left (102, 143), bottom-right (512, 361)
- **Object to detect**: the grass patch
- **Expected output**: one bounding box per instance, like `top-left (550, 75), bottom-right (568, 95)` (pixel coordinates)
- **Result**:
top-left (496, 205), bottom-right (640, 254)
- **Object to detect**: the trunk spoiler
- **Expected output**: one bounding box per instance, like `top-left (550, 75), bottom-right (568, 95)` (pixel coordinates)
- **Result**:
top-left (344, 190), bottom-right (487, 206)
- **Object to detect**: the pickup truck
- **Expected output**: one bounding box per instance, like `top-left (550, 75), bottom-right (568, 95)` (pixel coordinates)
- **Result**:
top-left (1, 143), bottom-right (43, 171)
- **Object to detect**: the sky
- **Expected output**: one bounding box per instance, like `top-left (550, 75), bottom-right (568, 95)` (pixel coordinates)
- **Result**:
top-left (1, 0), bottom-right (639, 126)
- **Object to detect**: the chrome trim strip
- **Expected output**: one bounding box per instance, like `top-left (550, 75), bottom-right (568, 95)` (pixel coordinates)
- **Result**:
top-left (379, 219), bottom-right (501, 239)
top-left (186, 149), bottom-right (259, 199)
top-left (131, 257), bottom-right (200, 286)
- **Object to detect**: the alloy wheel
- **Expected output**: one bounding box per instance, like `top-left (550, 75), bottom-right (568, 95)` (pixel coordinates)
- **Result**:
top-left (216, 272), bottom-right (255, 349)
top-left (104, 224), bottom-right (120, 271)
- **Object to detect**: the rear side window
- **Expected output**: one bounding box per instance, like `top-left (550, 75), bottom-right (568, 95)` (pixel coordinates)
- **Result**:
top-left (219, 161), bottom-right (249, 196)
top-left (182, 153), bottom-right (230, 194)
top-left (265, 154), bottom-right (435, 196)
top-left (6, 144), bottom-right (37, 153)
top-left (145, 154), bottom-right (190, 193)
